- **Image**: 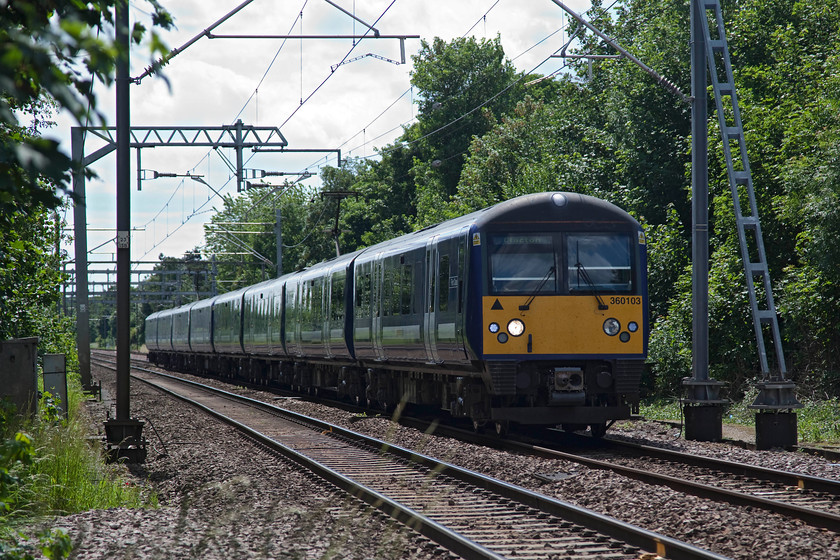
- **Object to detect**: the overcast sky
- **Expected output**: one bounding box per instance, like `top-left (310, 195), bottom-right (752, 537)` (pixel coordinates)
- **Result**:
top-left (58, 0), bottom-right (592, 272)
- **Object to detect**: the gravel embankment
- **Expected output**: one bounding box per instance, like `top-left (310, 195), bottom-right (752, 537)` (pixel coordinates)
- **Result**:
top-left (37, 364), bottom-right (448, 560)
top-left (35, 363), bottom-right (840, 560)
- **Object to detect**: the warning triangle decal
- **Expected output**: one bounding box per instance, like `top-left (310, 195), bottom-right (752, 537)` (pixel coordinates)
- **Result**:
top-left (491, 299), bottom-right (504, 310)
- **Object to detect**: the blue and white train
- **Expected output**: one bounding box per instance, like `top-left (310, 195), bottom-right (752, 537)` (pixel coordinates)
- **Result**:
top-left (146, 192), bottom-right (649, 435)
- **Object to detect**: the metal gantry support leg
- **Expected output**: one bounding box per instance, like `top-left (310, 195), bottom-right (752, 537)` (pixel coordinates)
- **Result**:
top-left (105, 0), bottom-right (146, 463)
top-left (71, 129), bottom-right (94, 394)
top-left (682, 0), bottom-right (727, 442)
top-left (685, 0), bottom-right (801, 448)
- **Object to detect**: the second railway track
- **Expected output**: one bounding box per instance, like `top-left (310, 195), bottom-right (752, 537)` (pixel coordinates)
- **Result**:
top-left (91, 353), bottom-right (728, 560)
top-left (95, 351), bottom-right (840, 535)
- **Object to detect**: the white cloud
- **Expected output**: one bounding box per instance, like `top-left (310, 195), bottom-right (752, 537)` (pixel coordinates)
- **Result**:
top-left (64, 0), bottom-right (592, 262)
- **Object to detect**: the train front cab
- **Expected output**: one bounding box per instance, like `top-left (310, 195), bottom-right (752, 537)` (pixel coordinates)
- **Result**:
top-left (472, 193), bottom-right (648, 435)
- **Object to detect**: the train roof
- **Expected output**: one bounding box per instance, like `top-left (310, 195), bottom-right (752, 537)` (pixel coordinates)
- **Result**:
top-left (352, 192), bottom-right (639, 262)
top-left (215, 284), bottom-right (250, 303)
top-left (473, 192), bottom-right (639, 229)
top-left (143, 192), bottom-right (640, 316)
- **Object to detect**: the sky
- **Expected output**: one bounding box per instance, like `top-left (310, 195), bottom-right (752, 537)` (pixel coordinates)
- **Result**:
top-left (57, 0), bottom-right (592, 278)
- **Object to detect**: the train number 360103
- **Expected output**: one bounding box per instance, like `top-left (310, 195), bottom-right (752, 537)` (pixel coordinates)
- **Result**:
top-left (609, 296), bottom-right (642, 305)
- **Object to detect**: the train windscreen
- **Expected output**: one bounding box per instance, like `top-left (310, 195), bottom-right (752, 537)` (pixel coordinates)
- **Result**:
top-left (488, 232), bottom-right (633, 295)
top-left (566, 233), bottom-right (632, 293)
top-left (489, 234), bottom-right (556, 294)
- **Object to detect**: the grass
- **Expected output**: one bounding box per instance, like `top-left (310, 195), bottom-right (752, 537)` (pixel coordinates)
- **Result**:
top-left (640, 393), bottom-right (840, 444)
top-left (1, 369), bottom-right (158, 556)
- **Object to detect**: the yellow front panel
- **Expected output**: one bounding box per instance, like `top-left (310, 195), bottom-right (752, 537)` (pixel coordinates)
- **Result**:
top-left (482, 295), bottom-right (644, 356)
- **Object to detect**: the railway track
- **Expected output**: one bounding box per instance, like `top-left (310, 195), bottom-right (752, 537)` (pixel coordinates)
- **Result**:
top-left (94, 351), bottom-right (840, 534)
top-left (90, 353), bottom-right (727, 560)
top-left (395, 418), bottom-right (840, 534)
top-left (579, 436), bottom-right (840, 530)
top-left (648, 419), bottom-right (840, 462)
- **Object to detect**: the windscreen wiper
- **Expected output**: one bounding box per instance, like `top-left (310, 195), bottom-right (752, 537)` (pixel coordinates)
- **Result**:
top-left (575, 261), bottom-right (609, 310)
top-left (519, 266), bottom-right (555, 311)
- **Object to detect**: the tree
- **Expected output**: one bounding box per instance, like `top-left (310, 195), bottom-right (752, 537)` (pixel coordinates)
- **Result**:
top-left (1, 0), bottom-right (173, 223)
top-left (409, 36), bottom-right (522, 222)
top-left (202, 183), bottom-right (338, 289)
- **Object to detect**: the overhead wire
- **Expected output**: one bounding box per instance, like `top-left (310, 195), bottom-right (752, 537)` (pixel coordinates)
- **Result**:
top-left (139, 0), bottom-right (601, 261)
top-left (460, 0), bottom-right (501, 39)
top-left (137, 2), bottom-right (309, 261)
top-left (279, 0), bottom-right (399, 129)
top-left (295, 0), bottom-right (579, 174)
top-left (139, 0), bottom-right (400, 260)
top-left (305, 0), bottom-right (505, 168)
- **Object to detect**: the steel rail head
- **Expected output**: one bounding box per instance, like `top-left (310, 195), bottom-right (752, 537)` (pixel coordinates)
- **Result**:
top-left (127, 365), bottom-right (731, 560)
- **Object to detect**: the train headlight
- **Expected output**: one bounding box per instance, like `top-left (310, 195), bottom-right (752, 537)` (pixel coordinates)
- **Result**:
top-left (628, 321), bottom-right (639, 333)
top-left (488, 322), bottom-right (500, 334)
top-left (507, 319), bottom-right (525, 337)
top-left (603, 318), bottom-right (620, 336)
top-left (497, 332), bottom-right (509, 344)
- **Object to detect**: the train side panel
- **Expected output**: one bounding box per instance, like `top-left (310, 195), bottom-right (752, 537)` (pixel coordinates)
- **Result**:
top-left (325, 262), bottom-right (353, 360)
top-left (212, 288), bottom-right (246, 355)
top-left (353, 224), bottom-right (474, 367)
top-left (144, 311), bottom-right (160, 352)
top-left (268, 280), bottom-right (286, 356)
top-left (189, 298), bottom-right (214, 353)
top-left (171, 303), bottom-right (194, 352)
top-left (157, 308), bottom-right (175, 352)
top-left (243, 279), bottom-right (278, 355)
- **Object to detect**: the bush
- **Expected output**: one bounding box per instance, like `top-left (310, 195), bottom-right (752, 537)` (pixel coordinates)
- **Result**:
top-left (0, 366), bottom-right (158, 555)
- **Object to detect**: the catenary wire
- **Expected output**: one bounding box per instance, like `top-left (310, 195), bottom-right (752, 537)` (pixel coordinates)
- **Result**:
top-left (139, 0), bottom-right (601, 261)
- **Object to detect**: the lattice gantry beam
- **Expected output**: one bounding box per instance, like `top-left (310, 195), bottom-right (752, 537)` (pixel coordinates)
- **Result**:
top-left (83, 120), bottom-right (288, 149)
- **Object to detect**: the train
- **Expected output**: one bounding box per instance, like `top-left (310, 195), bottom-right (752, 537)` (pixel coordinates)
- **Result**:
top-left (145, 191), bottom-right (648, 436)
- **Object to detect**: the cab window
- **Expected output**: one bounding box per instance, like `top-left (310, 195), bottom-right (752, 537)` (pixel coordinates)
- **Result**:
top-left (566, 234), bottom-right (632, 293)
top-left (489, 234), bottom-right (556, 294)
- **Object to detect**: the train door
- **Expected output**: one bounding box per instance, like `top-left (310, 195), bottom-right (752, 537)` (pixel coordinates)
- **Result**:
top-left (285, 279), bottom-right (300, 356)
top-left (454, 227), bottom-right (470, 360)
top-left (423, 237), bottom-right (441, 364)
top-left (324, 274), bottom-right (333, 358)
top-left (371, 253), bottom-right (386, 360)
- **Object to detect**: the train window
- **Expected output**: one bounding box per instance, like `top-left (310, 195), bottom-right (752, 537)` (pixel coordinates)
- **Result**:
top-left (382, 266), bottom-right (393, 317)
top-left (331, 273), bottom-right (345, 322)
top-left (489, 234), bottom-right (556, 294)
top-left (391, 264), bottom-right (401, 316)
top-left (312, 279), bottom-right (323, 329)
top-left (355, 269), bottom-right (371, 319)
top-left (439, 254), bottom-right (450, 312)
top-left (401, 264), bottom-right (412, 315)
top-left (566, 234), bottom-right (633, 293)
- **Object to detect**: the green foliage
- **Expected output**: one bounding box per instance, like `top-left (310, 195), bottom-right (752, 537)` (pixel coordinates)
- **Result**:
top-left (183, 1), bottom-right (840, 405)
top-left (0, 207), bottom-right (66, 341)
top-left (409, 35), bottom-right (522, 221)
top-left (1, 0), bottom-right (173, 223)
top-left (0, 529), bottom-right (72, 560)
top-left (0, 430), bottom-right (34, 514)
top-left (0, 372), bottom-right (156, 526)
top-left (200, 183), bottom-right (334, 289)
top-left (642, 396), bottom-right (840, 444)
top-left (796, 398), bottom-right (840, 443)
top-left (637, 400), bottom-right (683, 422)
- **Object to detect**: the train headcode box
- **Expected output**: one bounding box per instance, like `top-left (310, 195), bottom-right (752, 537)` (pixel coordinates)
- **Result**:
top-left (0, 337), bottom-right (39, 418)
top-left (43, 354), bottom-right (69, 419)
